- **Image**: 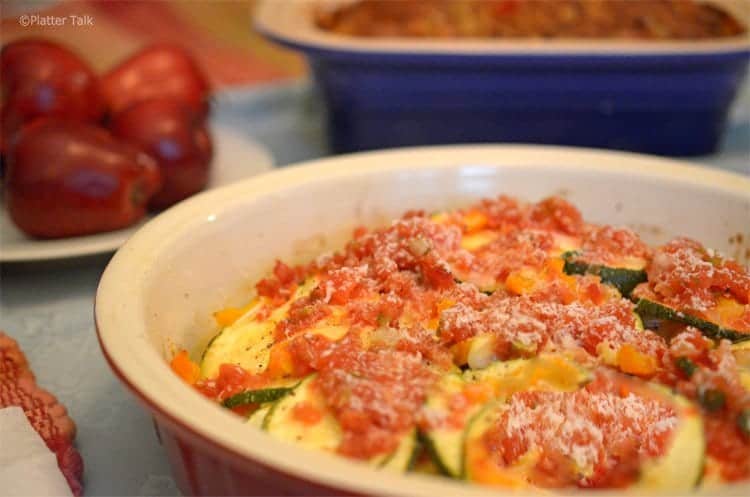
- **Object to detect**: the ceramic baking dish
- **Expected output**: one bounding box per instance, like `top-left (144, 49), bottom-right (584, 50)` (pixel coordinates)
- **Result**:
top-left (255, 0), bottom-right (750, 156)
top-left (96, 145), bottom-right (750, 496)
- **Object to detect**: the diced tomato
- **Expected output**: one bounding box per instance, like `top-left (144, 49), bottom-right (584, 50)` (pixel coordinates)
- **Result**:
top-left (190, 194), bottom-right (750, 490)
top-left (194, 363), bottom-right (271, 402)
top-left (419, 256), bottom-right (455, 290)
top-left (256, 260), bottom-right (305, 304)
top-left (581, 225), bottom-right (651, 267)
top-left (645, 238), bottom-right (750, 316)
top-left (483, 372), bottom-right (676, 488)
top-left (274, 298), bottom-right (332, 341)
top-left (530, 197), bottom-right (584, 236)
top-left (273, 260), bottom-right (297, 285)
top-left (705, 416), bottom-right (750, 481)
top-left (352, 225), bottom-right (368, 239)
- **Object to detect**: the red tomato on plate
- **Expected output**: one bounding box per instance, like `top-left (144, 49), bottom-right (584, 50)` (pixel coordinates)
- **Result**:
top-left (110, 98), bottom-right (213, 210)
top-left (0, 39), bottom-right (103, 154)
top-left (101, 44), bottom-right (210, 119)
top-left (5, 119), bottom-right (162, 238)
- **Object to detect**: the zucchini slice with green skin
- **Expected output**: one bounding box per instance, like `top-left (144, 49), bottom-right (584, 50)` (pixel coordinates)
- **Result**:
top-left (631, 387), bottom-right (705, 491)
top-left (455, 314), bottom-right (642, 371)
top-left (263, 374), bottom-right (342, 451)
top-left (223, 384), bottom-right (297, 408)
top-left (199, 278), bottom-right (319, 379)
top-left (420, 374), bottom-right (470, 478)
top-left (378, 429), bottom-right (419, 472)
top-left (732, 340), bottom-right (750, 390)
top-left (463, 380), bottom-right (704, 491)
top-left (634, 298), bottom-right (750, 343)
top-left (263, 374), bottom-right (417, 472)
top-left (247, 404), bottom-right (272, 428)
top-left (562, 251), bottom-right (647, 297)
top-left (462, 354), bottom-right (592, 390)
top-left (421, 355), bottom-right (592, 479)
top-left (452, 232), bottom-right (580, 295)
top-left (463, 401), bottom-right (530, 488)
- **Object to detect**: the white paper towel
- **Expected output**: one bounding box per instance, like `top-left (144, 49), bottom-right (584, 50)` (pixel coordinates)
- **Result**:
top-left (0, 406), bottom-right (73, 497)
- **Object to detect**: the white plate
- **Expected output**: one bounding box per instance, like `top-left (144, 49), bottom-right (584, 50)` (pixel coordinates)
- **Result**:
top-left (0, 124), bottom-right (274, 262)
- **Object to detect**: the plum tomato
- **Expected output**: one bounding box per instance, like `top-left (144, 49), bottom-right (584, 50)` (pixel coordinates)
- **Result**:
top-left (110, 97), bottom-right (212, 210)
top-left (5, 119), bottom-right (162, 238)
top-left (1, 39), bottom-right (103, 154)
top-left (101, 44), bottom-right (210, 119)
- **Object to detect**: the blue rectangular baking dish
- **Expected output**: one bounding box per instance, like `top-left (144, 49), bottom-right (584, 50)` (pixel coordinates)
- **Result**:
top-left (256, 0), bottom-right (750, 156)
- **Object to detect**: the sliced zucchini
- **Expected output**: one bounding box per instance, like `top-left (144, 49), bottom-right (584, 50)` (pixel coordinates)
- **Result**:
top-left (448, 271), bottom-right (501, 295)
top-left (455, 313), bottom-right (642, 370)
top-left (421, 355), bottom-right (591, 479)
top-left (733, 339), bottom-right (750, 365)
top-left (731, 340), bottom-right (750, 391)
top-left (420, 374), bottom-right (470, 477)
top-left (738, 409), bottom-right (750, 437)
top-left (699, 457), bottom-right (725, 489)
top-left (464, 379), bottom-right (704, 491)
top-left (635, 298), bottom-right (750, 343)
top-left (463, 400), bottom-right (534, 488)
top-left (200, 278), bottom-right (320, 379)
top-left (452, 231), bottom-right (580, 295)
top-left (549, 232), bottom-right (581, 256)
top-left (463, 354), bottom-right (592, 393)
top-left (378, 429), bottom-right (419, 472)
top-left (410, 449), bottom-right (442, 475)
top-left (223, 383), bottom-right (298, 408)
top-left (263, 374), bottom-right (342, 451)
top-left (453, 334), bottom-right (541, 370)
top-left (263, 374), bottom-right (417, 472)
top-left (247, 404), bottom-right (272, 428)
top-left (632, 387), bottom-right (705, 491)
top-left (201, 317), bottom-right (274, 379)
top-left (563, 251), bottom-right (647, 297)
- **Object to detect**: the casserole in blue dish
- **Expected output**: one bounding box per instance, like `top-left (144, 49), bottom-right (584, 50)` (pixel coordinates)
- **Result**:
top-left (256, 0), bottom-right (750, 156)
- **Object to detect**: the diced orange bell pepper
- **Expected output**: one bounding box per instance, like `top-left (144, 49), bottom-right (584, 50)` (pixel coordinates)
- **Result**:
top-left (463, 383), bottom-right (493, 404)
top-left (617, 344), bottom-right (657, 377)
top-left (451, 340), bottom-right (472, 366)
top-left (266, 342), bottom-right (296, 378)
top-left (213, 307), bottom-right (244, 327)
top-left (463, 211), bottom-right (488, 233)
top-left (213, 299), bottom-right (261, 327)
top-left (170, 350), bottom-right (200, 384)
top-left (544, 257), bottom-right (565, 274)
top-left (505, 271), bottom-right (536, 295)
top-left (437, 299), bottom-right (456, 313)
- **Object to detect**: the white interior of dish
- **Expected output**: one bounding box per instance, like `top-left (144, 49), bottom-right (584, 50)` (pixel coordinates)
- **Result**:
top-left (96, 146), bottom-right (750, 497)
top-left (255, 0), bottom-right (750, 55)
